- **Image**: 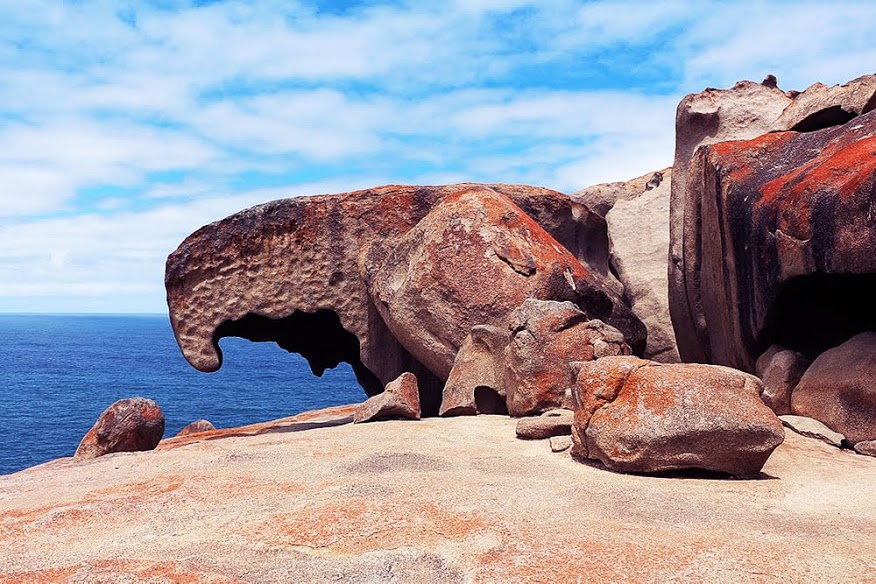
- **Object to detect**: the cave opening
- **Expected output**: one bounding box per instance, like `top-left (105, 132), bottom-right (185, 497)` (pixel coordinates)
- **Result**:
top-left (213, 310), bottom-right (384, 397)
top-left (789, 105), bottom-right (857, 133)
top-left (474, 386), bottom-right (509, 415)
top-left (761, 272), bottom-right (876, 361)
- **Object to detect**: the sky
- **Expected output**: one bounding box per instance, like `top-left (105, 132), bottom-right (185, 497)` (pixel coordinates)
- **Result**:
top-left (0, 0), bottom-right (874, 314)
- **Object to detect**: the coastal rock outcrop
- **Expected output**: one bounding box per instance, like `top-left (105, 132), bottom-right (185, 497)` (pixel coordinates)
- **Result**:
top-left (570, 357), bottom-right (784, 475)
top-left (504, 299), bottom-right (631, 416)
top-left (367, 188), bottom-right (644, 382)
top-left (439, 325), bottom-right (509, 416)
top-left (791, 332), bottom-right (876, 445)
top-left (175, 419), bottom-right (216, 437)
top-left (353, 372), bottom-right (421, 423)
top-left (74, 398), bottom-right (165, 461)
top-left (165, 183), bottom-right (617, 415)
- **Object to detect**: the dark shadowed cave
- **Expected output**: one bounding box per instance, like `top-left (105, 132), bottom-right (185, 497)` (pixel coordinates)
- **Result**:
top-left (761, 272), bottom-right (876, 361)
top-left (213, 309), bottom-right (384, 397)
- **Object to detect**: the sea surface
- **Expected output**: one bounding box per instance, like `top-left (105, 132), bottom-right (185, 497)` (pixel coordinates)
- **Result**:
top-left (0, 314), bottom-right (364, 475)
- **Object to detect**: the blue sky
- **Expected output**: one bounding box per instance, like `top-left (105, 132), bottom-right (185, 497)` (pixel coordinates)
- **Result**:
top-left (1, 0), bottom-right (874, 313)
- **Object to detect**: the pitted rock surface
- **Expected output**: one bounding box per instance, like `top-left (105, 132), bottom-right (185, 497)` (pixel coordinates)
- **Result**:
top-left (440, 325), bottom-right (509, 417)
top-left (74, 397), bottom-right (165, 461)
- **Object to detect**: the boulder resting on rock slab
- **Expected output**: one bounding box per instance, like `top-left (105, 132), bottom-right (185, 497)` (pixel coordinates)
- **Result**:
top-left (175, 419), bottom-right (216, 437)
top-left (439, 325), bottom-right (509, 417)
top-left (515, 409), bottom-right (574, 440)
top-left (504, 299), bottom-right (631, 417)
top-left (571, 357), bottom-right (784, 476)
top-left (367, 188), bottom-right (644, 381)
top-left (791, 332), bottom-right (876, 445)
top-left (755, 345), bottom-right (809, 416)
top-left (353, 372), bottom-right (421, 423)
top-left (165, 183), bottom-right (614, 416)
top-left (75, 398), bottom-right (165, 461)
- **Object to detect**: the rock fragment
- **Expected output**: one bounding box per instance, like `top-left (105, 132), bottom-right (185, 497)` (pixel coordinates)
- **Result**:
top-left (75, 397), bottom-right (165, 461)
top-left (175, 419), bottom-right (216, 437)
top-left (515, 410), bottom-right (574, 440)
top-left (755, 346), bottom-right (809, 415)
top-left (353, 372), bottom-right (421, 423)
top-left (778, 415), bottom-right (844, 448)
top-left (440, 325), bottom-right (509, 416)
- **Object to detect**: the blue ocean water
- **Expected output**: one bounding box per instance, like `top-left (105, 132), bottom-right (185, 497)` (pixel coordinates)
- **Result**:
top-left (0, 314), bottom-right (364, 475)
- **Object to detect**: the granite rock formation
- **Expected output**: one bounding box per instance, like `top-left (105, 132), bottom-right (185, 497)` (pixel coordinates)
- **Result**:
top-left (755, 345), bottom-right (809, 415)
top-left (439, 325), bottom-right (509, 416)
top-left (571, 357), bottom-right (784, 475)
top-left (165, 183), bottom-right (618, 415)
top-left (175, 419), bottom-right (216, 437)
top-left (74, 398), bottom-right (165, 461)
top-left (367, 188), bottom-right (644, 381)
top-left (353, 372), bottom-right (421, 423)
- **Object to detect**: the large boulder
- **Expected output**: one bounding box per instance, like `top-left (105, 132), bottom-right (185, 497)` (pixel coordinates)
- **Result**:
top-left (504, 299), bottom-right (631, 416)
top-left (75, 398), bottom-right (165, 461)
top-left (791, 332), bottom-right (876, 445)
top-left (353, 372), bottom-right (421, 423)
top-left (604, 171), bottom-right (679, 362)
top-left (670, 107), bottom-right (876, 372)
top-left (571, 357), bottom-right (784, 476)
top-left (367, 188), bottom-right (645, 381)
top-left (668, 80), bottom-right (792, 364)
top-left (439, 325), bottom-right (509, 416)
top-left (772, 75), bottom-right (876, 132)
top-left (165, 183), bottom-right (616, 415)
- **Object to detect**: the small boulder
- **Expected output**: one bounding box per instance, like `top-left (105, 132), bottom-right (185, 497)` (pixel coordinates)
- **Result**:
top-left (853, 440), bottom-right (876, 458)
top-left (74, 397), bottom-right (165, 461)
top-left (778, 415), bottom-right (845, 448)
top-left (571, 357), bottom-right (784, 476)
top-left (440, 325), bottom-right (509, 416)
top-left (175, 419), bottom-right (216, 437)
top-left (505, 299), bottom-right (631, 416)
top-left (755, 345), bottom-right (809, 415)
top-left (550, 435), bottom-right (573, 452)
top-left (353, 372), bottom-right (421, 423)
top-left (515, 409), bottom-right (574, 440)
top-left (791, 332), bottom-right (876, 445)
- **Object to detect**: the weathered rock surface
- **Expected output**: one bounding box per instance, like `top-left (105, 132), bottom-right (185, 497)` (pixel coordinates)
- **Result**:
top-left (439, 325), bottom-right (509, 416)
top-left (5, 410), bottom-right (876, 582)
top-left (668, 80), bottom-right (792, 364)
top-left (74, 398), bottom-right (165, 461)
top-left (504, 299), bottom-right (631, 416)
top-left (779, 415), bottom-right (845, 448)
top-left (671, 108), bottom-right (876, 372)
top-left (571, 357), bottom-right (784, 475)
top-left (854, 440), bottom-right (876, 457)
top-left (368, 188), bottom-right (644, 381)
top-left (572, 169), bottom-right (669, 217)
top-left (165, 183), bottom-right (615, 415)
top-left (755, 345), bottom-right (809, 415)
top-left (604, 171), bottom-right (679, 362)
top-left (791, 332), bottom-right (876, 445)
top-left (175, 419), bottom-right (216, 437)
top-left (549, 435), bottom-right (573, 452)
top-left (515, 409), bottom-right (574, 439)
top-left (772, 74), bottom-right (876, 132)
top-left (353, 372), bottom-right (420, 423)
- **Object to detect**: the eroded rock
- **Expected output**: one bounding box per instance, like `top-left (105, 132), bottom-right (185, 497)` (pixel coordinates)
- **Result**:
top-left (571, 357), bottom-right (784, 476)
top-left (367, 188), bottom-right (644, 381)
top-left (515, 409), bottom-right (574, 440)
top-left (504, 299), bottom-right (631, 417)
top-left (439, 325), bottom-right (509, 417)
top-left (791, 332), bottom-right (876, 445)
top-left (353, 372), bottom-right (421, 423)
top-left (175, 419), bottom-right (216, 437)
top-left (778, 415), bottom-right (844, 448)
top-left (755, 346), bottom-right (809, 415)
top-left (75, 398), bottom-right (165, 461)
top-left (772, 74), bottom-right (876, 132)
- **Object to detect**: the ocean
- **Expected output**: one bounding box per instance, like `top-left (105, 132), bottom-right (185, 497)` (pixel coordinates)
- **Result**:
top-left (0, 314), bottom-right (364, 475)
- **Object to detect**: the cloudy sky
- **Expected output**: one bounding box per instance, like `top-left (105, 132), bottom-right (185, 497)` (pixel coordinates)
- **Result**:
top-left (1, 0), bottom-right (873, 313)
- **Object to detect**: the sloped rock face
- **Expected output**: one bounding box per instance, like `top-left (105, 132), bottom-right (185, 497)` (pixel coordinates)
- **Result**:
top-left (166, 183), bottom-right (614, 415)
top-left (367, 188), bottom-right (644, 381)
top-left (671, 109), bottom-right (876, 372)
top-left (439, 325), bottom-right (509, 417)
top-left (75, 398), bottom-right (165, 461)
top-left (668, 80), bottom-right (792, 364)
top-left (791, 332), bottom-right (876, 445)
top-left (772, 75), bottom-right (876, 132)
top-left (571, 357), bottom-right (784, 475)
top-left (353, 372), bottom-right (420, 423)
top-left (504, 299), bottom-right (631, 416)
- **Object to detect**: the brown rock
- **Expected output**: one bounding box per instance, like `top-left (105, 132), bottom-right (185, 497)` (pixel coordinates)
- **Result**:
top-left (668, 80), bottom-right (792, 364)
top-left (778, 415), bottom-right (845, 448)
top-left (549, 435), bottom-right (573, 452)
top-left (572, 168), bottom-right (668, 217)
top-left (439, 325), bottom-right (509, 416)
top-left (772, 75), bottom-right (876, 132)
top-left (175, 419), bottom-right (216, 437)
top-left (165, 183), bottom-right (612, 415)
top-left (353, 372), bottom-right (420, 423)
top-left (791, 332), bottom-right (876, 444)
top-left (74, 398), bottom-right (165, 461)
top-left (571, 357), bottom-right (784, 475)
top-left (755, 346), bottom-right (809, 415)
top-left (504, 299), bottom-right (632, 417)
top-left (671, 108), bottom-right (876, 372)
top-left (853, 440), bottom-right (876, 457)
top-left (368, 188), bottom-right (645, 381)
top-left (515, 409), bottom-right (574, 439)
